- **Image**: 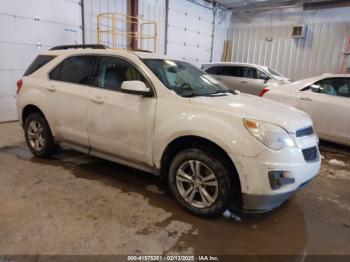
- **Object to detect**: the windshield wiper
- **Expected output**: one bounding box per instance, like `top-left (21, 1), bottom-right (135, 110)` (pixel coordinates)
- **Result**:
top-left (180, 92), bottom-right (196, 97)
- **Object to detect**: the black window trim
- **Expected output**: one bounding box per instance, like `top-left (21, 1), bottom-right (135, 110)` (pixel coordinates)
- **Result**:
top-left (48, 54), bottom-right (98, 87)
top-left (48, 54), bottom-right (156, 98)
top-left (24, 55), bottom-right (57, 76)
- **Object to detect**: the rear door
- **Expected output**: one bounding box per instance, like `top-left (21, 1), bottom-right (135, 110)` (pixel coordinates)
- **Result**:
top-left (47, 55), bottom-right (96, 148)
top-left (296, 77), bottom-right (350, 143)
top-left (87, 56), bottom-right (156, 168)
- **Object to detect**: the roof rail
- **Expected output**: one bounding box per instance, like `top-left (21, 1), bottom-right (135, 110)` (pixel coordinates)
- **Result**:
top-left (50, 44), bottom-right (108, 51)
top-left (129, 48), bottom-right (153, 53)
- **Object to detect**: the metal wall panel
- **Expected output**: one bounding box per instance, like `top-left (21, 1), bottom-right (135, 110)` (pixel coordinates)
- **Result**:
top-left (84, 0), bottom-right (127, 47)
top-left (166, 0), bottom-right (214, 66)
top-left (230, 21), bottom-right (350, 81)
top-left (139, 0), bottom-right (166, 54)
top-left (0, 0), bottom-right (82, 122)
top-left (212, 10), bottom-right (231, 62)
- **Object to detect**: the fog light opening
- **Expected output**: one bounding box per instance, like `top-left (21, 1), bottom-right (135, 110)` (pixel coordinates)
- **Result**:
top-left (268, 171), bottom-right (295, 190)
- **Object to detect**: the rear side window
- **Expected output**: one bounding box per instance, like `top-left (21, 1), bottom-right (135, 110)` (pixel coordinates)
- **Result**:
top-left (49, 56), bottom-right (96, 86)
top-left (206, 66), bottom-right (219, 74)
top-left (24, 55), bottom-right (56, 76)
top-left (219, 66), bottom-right (244, 77)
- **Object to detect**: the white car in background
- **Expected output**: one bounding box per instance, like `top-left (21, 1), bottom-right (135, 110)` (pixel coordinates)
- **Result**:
top-left (202, 62), bottom-right (291, 96)
top-left (263, 74), bottom-right (350, 146)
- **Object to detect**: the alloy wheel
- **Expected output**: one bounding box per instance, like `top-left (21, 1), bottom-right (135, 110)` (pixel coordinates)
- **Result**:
top-left (176, 160), bottom-right (219, 209)
top-left (27, 120), bottom-right (45, 152)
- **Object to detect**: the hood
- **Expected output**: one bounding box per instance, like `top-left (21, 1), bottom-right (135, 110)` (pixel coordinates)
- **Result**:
top-left (271, 75), bottom-right (290, 82)
top-left (268, 79), bottom-right (291, 89)
top-left (189, 93), bottom-right (312, 133)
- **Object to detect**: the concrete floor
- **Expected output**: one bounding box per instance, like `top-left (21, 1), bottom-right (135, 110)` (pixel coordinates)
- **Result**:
top-left (0, 122), bottom-right (349, 256)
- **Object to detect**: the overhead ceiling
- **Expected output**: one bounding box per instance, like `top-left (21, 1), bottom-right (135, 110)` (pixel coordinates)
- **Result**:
top-left (214, 0), bottom-right (299, 9)
top-left (212, 0), bottom-right (350, 10)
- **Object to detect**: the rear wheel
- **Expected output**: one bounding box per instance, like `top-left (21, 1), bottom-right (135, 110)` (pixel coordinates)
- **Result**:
top-left (168, 148), bottom-right (232, 217)
top-left (24, 112), bottom-right (57, 158)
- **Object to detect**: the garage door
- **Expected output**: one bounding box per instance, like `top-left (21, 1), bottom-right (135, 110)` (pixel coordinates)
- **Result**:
top-left (0, 0), bottom-right (82, 122)
top-left (166, 0), bottom-right (214, 67)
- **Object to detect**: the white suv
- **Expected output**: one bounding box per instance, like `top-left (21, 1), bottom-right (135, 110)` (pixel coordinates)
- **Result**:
top-left (17, 45), bottom-right (321, 217)
top-left (202, 62), bottom-right (291, 96)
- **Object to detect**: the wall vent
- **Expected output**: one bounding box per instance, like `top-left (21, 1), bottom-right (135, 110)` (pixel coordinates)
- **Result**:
top-left (292, 25), bottom-right (306, 38)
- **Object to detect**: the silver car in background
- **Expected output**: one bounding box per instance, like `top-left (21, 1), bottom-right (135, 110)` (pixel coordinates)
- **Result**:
top-left (202, 62), bottom-right (291, 96)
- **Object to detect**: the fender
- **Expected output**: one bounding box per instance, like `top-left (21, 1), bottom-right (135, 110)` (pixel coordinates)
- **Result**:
top-left (18, 82), bottom-right (57, 137)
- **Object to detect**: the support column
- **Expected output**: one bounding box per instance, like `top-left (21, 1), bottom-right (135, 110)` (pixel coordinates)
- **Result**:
top-left (128, 0), bottom-right (139, 50)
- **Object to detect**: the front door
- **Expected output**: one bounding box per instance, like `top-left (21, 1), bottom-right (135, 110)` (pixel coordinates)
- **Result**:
top-left (87, 56), bottom-right (156, 167)
top-left (297, 77), bottom-right (350, 143)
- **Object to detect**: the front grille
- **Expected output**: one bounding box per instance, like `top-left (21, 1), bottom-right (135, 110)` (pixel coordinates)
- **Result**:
top-left (302, 147), bottom-right (318, 162)
top-left (296, 126), bottom-right (314, 137)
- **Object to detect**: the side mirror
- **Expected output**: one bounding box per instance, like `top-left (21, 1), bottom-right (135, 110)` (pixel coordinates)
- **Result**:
top-left (311, 84), bottom-right (321, 93)
top-left (261, 75), bottom-right (270, 82)
top-left (121, 81), bottom-right (151, 95)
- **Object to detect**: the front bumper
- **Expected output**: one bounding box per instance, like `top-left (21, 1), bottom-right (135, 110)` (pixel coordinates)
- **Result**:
top-left (242, 178), bottom-right (314, 213)
top-left (230, 143), bottom-right (321, 213)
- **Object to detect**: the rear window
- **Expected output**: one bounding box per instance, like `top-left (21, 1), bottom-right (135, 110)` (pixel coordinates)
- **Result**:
top-left (24, 55), bottom-right (56, 76)
top-left (49, 55), bottom-right (96, 86)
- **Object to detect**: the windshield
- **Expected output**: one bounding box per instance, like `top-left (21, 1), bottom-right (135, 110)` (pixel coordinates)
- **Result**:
top-left (267, 67), bottom-right (285, 78)
top-left (143, 59), bottom-right (230, 97)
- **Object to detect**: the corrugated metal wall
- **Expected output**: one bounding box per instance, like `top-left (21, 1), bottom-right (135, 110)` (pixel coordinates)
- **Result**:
top-left (230, 21), bottom-right (350, 81)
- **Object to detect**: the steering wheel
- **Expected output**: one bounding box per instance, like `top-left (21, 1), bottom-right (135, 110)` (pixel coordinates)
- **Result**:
top-left (180, 82), bottom-right (192, 90)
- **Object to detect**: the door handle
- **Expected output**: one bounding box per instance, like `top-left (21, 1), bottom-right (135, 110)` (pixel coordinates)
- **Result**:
top-left (90, 96), bottom-right (104, 104)
top-left (241, 81), bottom-right (247, 84)
top-left (46, 85), bottom-right (56, 92)
top-left (299, 97), bottom-right (312, 101)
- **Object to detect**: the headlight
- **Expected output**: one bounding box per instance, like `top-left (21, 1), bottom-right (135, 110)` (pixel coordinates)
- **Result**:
top-left (243, 119), bottom-right (296, 150)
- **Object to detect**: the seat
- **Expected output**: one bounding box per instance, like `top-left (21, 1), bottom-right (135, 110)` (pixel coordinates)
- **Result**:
top-left (125, 67), bottom-right (140, 81)
top-left (103, 66), bottom-right (121, 90)
top-left (322, 84), bottom-right (337, 96)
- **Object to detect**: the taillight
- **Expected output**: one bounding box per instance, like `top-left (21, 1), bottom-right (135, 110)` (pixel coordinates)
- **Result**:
top-left (259, 87), bottom-right (270, 97)
top-left (16, 79), bottom-right (23, 95)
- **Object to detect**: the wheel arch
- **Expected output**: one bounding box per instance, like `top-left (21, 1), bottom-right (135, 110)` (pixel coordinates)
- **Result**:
top-left (160, 135), bottom-right (243, 206)
top-left (22, 104), bottom-right (46, 125)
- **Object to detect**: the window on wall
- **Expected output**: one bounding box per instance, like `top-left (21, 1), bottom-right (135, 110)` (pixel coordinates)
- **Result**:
top-left (95, 56), bottom-right (147, 91)
top-left (49, 56), bottom-right (96, 86)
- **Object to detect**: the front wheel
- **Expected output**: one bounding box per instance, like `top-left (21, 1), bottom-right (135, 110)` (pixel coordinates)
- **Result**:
top-left (168, 148), bottom-right (232, 217)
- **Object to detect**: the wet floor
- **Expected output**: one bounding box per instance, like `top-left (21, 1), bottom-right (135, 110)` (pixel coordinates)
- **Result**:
top-left (0, 122), bottom-right (349, 256)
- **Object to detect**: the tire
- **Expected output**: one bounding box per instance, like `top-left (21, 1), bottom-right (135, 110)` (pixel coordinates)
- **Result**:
top-left (168, 148), bottom-right (232, 217)
top-left (24, 112), bottom-right (57, 158)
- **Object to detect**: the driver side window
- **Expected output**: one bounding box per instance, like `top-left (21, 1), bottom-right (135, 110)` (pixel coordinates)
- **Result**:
top-left (312, 78), bottom-right (350, 98)
top-left (257, 70), bottom-right (269, 80)
top-left (94, 56), bottom-right (147, 92)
